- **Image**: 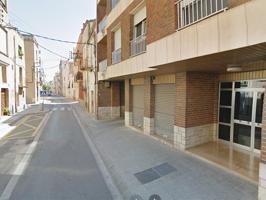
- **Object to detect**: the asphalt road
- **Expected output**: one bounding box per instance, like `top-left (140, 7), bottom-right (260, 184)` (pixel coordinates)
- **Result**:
top-left (2, 98), bottom-right (113, 200)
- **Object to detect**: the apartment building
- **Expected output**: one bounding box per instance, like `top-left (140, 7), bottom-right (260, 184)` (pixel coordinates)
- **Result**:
top-left (73, 20), bottom-right (97, 114)
top-left (9, 29), bottom-right (27, 113)
top-left (23, 34), bottom-right (41, 104)
top-left (97, 0), bottom-right (266, 198)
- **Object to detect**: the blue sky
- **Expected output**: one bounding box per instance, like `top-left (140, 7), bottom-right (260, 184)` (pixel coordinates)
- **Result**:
top-left (8, 0), bottom-right (96, 81)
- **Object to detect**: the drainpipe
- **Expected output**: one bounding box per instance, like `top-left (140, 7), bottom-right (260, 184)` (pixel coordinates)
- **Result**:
top-left (94, 38), bottom-right (98, 120)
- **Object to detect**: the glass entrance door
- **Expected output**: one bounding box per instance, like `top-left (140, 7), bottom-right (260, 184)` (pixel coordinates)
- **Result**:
top-left (233, 90), bottom-right (264, 152)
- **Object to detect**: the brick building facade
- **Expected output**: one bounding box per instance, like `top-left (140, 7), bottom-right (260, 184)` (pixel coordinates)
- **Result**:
top-left (96, 0), bottom-right (266, 198)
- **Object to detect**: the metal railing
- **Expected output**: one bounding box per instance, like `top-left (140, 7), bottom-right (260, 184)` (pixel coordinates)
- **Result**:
top-left (112, 48), bottom-right (121, 64)
top-left (98, 16), bottom-right (107, 34)
top-left (130, 35), bottom-right (146, 57)
top-left (99, 59), bottom-right (107, 72)
top-left (111, 0), bottom-right (120, 9)
top-left (177, 0), bottom-right (228, 29)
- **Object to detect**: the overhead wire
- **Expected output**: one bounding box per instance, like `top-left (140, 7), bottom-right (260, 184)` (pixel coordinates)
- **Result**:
top-left (4, 25), bottom-right (95, 46)
top-left (38, 43), bottom-right (69, 60)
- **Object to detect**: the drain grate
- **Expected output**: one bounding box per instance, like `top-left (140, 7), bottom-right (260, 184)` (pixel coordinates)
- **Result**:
top-left (153, 163), bottom-right (176, 176)
top-left (134, 162), bottom-right (176, 184)
top-left (134, 168), bottom-right (160, 184)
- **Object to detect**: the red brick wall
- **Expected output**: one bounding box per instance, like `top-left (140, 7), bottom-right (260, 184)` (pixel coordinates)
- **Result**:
top-left (111, 82), bottom-right (121, 107)
top-left (97, 39), bottom-right (107, 65)
top-left (101, 0), bottom-right (252, 66)
top-left (106, 0), bottom-right (144, 66)
top-left (175, 72), bottom-right (187, 127)
top-left (125, 79), bottom-right (132, 112)
top-left (175, 72), bottom-right (218, 128)
top-left (97, 4), bottom-right (106, 31)
top-left (144, 76), bottom-right (155, 118)
top-left (146, 0), bottom-right (176, 44)
top-left (186, 72), bottom-right (218, 127)
top-left (97, 81), bottom-right (111, 107)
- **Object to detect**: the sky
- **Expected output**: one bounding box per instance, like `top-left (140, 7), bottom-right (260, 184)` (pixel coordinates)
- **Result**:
top-left (8, 0), bottom-right (96, 82)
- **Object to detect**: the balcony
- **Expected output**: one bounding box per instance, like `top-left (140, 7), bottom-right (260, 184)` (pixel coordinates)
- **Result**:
top-left (130, 35), bottom-right (146, 57)
top-left (176, 0), bottom-right (228, 30)
top-left (112, 48), bottom-right (121, 64)
top-left (98, 16), bottom-right (107, 34)
top-left (111, 0), bottom-right (119, 9)
top-left (99, 59), bottom-right (107, 72)
top-left (82, 57), bottom-right (94, 71)
top-left (97, 16), bottom-right (107, 42)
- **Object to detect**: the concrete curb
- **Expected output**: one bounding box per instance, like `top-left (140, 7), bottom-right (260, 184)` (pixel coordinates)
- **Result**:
top-left (73, 109), bottom-right (123, 200)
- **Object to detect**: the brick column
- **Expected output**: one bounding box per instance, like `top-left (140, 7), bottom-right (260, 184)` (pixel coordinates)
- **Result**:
top-left (111, 82), bottom-right (121, 119)
top-left (97, 81), bottom-right (112, 120)
top-left (174, 72), bottom-right (187, 149)
top-left (125, 79), bottom-right (133, 126)
top-left (174, 72), bottom-right (218, 150)
top-left (259, 91), bottom-right (266, 200)
top-left (144, 76), bottom-right (155, 135)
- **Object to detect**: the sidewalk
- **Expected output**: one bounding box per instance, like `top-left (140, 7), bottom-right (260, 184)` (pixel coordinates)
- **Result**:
top-left (73, 103), bottom-right (258, 200)
top-left (0, 104), bottom-right (42, 140)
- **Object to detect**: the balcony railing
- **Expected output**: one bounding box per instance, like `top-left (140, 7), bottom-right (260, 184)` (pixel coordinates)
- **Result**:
top-left (99, 59), bottom-right (107, 72)
top-left (111, 0), bottom-right (119, 9)
top-left (130, 35), bottom-right (146, 57)
top-left (98, 16), bottom-right (107, 34)
top-left (177, 0), bottom-right (228, 30)
top-left (112, 48), bottom-right (121, 64)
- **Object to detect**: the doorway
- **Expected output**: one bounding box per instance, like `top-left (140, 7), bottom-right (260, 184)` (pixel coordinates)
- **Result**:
top-left (218, 80), bottom-right (265, 153)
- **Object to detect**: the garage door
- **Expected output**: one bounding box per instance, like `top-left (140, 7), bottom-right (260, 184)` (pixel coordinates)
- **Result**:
top-left (133, 85), bottom-right (144, 129)
top-left (155, 84), bottom-right (176, 142)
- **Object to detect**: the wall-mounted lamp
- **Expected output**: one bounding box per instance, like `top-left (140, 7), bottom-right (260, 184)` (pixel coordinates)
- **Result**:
top-left (226, 64), bottom-right (242, 72)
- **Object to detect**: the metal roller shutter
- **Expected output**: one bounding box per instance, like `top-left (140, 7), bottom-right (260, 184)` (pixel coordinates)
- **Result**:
top-left (155, 84), bottom-right (176, 142)
top-left (133, 85), bottom-right (144, 129)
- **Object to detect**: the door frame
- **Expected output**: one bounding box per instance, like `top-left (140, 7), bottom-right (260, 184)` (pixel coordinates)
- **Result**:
top-left (218, 80), bottom-right (265, 155)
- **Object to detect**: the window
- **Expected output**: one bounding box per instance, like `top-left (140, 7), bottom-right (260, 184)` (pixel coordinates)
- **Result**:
top-left (112, 28), bottom-right (122, 64)
top-left (134, 19), bottom-right (146, 38)
top-left (1, 65), bottom-right (7, 83)
top-left (18, 45), bottom-right (23, 59)
top-left (19, 67), bottom-right (23, 84)
top-left (130, 6), bottom-right (147, 56)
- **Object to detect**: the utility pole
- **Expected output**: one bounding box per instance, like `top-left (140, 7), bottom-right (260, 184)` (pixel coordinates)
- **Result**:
top-left (13, 35), bottom-right (17, 113)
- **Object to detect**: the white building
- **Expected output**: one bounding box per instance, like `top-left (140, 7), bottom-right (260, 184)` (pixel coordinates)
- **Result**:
top-left (0, 0), bottom-right (26, 116)
top-left (59, 60), bottom-right (74, 99)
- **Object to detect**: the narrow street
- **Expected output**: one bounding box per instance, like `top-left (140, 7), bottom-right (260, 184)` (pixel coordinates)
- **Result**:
top-left (0, 97), bottom-right (113, 200)
top-left (0, 97), bottom-right (258, 200)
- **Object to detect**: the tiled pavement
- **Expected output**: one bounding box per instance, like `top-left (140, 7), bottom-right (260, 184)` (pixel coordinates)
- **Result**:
top-left (73, 103), bottom-right (258, 200)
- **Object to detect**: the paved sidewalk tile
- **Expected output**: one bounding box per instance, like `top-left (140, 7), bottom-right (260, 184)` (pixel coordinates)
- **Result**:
top-left (73, 104), bottom-right (258, 200)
